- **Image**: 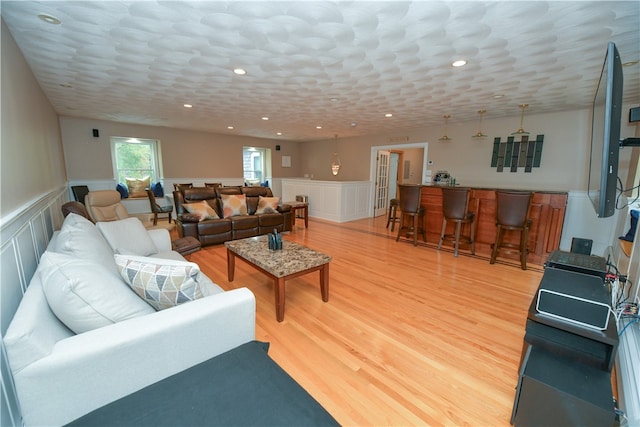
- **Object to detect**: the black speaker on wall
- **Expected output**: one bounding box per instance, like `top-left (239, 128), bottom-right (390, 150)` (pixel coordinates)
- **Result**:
top-left (92, 129), bottom-right (100, 138)
top-left (630, 107), bottom-right (640, 123)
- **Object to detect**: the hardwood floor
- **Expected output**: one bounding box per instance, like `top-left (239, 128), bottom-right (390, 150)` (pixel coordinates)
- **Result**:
top-left (188, 216), bottom-right (545, 426)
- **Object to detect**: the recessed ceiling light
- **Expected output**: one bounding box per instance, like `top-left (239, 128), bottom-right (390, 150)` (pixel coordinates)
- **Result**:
top-left (351, 122), bottom-right (357, 127)
top-left (493, 94), bottom-right (504, 99)
top-left (38, 14), bottom-right (61, 25)
top-left (623, 60), bottom-right (639, 67)
top-left (330, 97), bottom-right (339, 102)
top-left (60, 83), bottom-right (73, 88)
top-left (262, 117), bottom-right (269, 121)
top-left (385, 113), bottom-right (393, 118)
top-left (183, 104), bottom-right (192, 108)
top-left (233, 68), bottom-right (247, 75)
top-left (277, 132), bottom-right (282, 136)
top-left (316, 126), bottom-right (323, 129)
top-left (227, 126), bottom-right (234, 130)
top-left (452, 60), bottom-right (467, 67)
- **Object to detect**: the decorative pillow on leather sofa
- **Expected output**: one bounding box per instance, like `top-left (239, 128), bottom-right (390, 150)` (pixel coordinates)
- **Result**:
top-left (126, 176), bottom-right (151, 198)
top-left (115, 255), bottom-right (205, 310)
top-left (222, 194), bottom-right (248, 218)
top-left (183, 201), bottom-right (219, 221)
top-left (256, 196), bottom-right (280, 214)
top-left (40, 251), bottom-right (155, 334)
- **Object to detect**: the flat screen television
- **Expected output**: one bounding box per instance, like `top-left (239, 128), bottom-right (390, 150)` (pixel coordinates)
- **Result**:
top-left (587, 42), bottom-right (623, 218)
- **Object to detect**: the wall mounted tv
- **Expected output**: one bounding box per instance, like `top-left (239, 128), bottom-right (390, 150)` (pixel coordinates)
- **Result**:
top-left (587, 42), bottom-right (623, 218)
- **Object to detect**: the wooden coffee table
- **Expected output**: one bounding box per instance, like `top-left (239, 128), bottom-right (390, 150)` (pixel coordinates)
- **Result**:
top-left (225, 236), bottom-right (332, 322)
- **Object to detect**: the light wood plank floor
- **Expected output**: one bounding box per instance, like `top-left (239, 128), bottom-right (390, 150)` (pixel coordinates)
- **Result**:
top-left (188, 216), bottom-right (545, 426)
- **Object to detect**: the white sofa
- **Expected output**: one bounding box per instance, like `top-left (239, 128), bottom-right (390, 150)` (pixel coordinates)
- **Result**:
top-left (4, 214), bottom-right (256, 426)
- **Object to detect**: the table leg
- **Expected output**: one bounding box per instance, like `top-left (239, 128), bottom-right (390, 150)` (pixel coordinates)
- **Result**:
top-left (320, 263), bottom-right (329, 302)
top-left (291, 207), bottom-right (297, 232)
top-left (227, 249), bottom-right (235, 282)
top-left (275, 277), bottom-right (285, 322)
top-left (303, 205), bottom-right (308, 228)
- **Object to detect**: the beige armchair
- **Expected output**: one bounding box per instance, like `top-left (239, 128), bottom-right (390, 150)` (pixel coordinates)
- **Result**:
top-left (85, 190), bottom-right (175, 231)
top-left (85, 190), bottom-right (130, 223)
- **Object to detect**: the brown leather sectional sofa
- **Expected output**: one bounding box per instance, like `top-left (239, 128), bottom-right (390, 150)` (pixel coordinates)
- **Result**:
top-left (174, 186), bottom-right (291, 246)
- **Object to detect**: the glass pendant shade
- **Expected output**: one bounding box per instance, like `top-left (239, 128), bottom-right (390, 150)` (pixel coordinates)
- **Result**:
top-left (511, 104), bottom-right (530, 135)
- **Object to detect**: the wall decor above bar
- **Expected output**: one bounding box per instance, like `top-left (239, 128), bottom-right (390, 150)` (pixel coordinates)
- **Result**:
top-left (491, 134), bottom-right (544, 172)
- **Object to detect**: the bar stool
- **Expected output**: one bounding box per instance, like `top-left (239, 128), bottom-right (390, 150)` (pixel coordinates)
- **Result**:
top-left (437, 187), bottom-right (475, 257)
top-left (386, 198), bottom-right (400, 231)
top-left (396, 185), bottom-right (427, 246)
top-left (490, 191), bottom-right (533, 270)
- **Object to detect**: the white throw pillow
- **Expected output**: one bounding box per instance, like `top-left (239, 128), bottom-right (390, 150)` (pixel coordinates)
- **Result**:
top-left (56, 213), bottom-right (117, 272)
top-left (115, 255), bottom-right (207, 310)
top-left (97, 217), bottom-right (158, 256)
top-left (40, 252), bottom-right (155, 334)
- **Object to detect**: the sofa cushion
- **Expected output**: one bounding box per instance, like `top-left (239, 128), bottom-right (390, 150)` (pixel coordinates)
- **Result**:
top-left (96, 217), bottom-right (158, 256)
top-left (221, 194), bottom-right (248, 217)
top-left (256, 196), bottom-right (280, 214)
top-left (115, 255), bottom-right (208, 310)
top-left (126, 176), bottom-right (151, 198)
top-left (54, 213), bottom-right (118, 272)
top-left (40, 252), bottom-right (155, 334)
top-left (183, 200), bottom-right (220, 221)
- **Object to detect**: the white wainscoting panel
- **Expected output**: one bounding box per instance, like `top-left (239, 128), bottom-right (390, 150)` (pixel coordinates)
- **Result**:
top-left (281, 179), bottom-right (372, 223)
top-left (1, 186), bottom-right (67, 427)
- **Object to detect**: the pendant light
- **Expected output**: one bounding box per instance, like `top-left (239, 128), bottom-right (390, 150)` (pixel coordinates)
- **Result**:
top-left (438, 115), bottom-right (452, 141)
top-left (511, 104), bottom-right (530, 135)
top-left (472, 110), bottom-right (488, 138)
top-left (331, 134), bottom-right (341, 176)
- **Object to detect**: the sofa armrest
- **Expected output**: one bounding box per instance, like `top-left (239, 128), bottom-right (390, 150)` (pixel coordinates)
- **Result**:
top-left (14, 288), bottom-right (256, 427)
top-left (147, 228), bottom-right (172, 252)
top-left (278, 204), bottom-right (292, 213)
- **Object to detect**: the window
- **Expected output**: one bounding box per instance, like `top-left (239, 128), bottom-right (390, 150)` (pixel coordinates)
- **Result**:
top-left (243, 147), bottom-right (266, 184)
top-left (111, 137), bottom-right (162, 184)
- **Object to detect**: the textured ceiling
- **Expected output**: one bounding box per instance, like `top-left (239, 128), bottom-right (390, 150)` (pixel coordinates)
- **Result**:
top-left (2, 1), bottom-right (639, 142)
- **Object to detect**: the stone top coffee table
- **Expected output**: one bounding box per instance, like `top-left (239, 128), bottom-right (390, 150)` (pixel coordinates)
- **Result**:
top-left (225, 235), bottom-right (332, 322)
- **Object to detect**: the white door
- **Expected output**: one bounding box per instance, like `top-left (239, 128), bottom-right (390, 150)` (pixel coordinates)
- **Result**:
top-left (374, 150), bottom-right (391, 217)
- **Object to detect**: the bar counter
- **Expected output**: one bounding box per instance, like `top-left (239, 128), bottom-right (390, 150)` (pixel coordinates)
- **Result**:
top-left (420, 185), bottom-right (568, 266)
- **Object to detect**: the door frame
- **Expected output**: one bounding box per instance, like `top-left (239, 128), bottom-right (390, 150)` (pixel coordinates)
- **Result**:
top-left (368, 142), bottom-right (429, 218)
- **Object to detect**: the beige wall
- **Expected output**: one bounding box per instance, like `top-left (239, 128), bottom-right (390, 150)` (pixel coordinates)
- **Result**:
top-left (59, 117), bottom-right (303, 181)
top-left (298, 106), bottom-right (639, 191)
top-left (399, 147), bottom-right (424, 185)
top-left (61, 108), bottom-right (636, 192)
top-left (1, 19), bottom-right (66, 216)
